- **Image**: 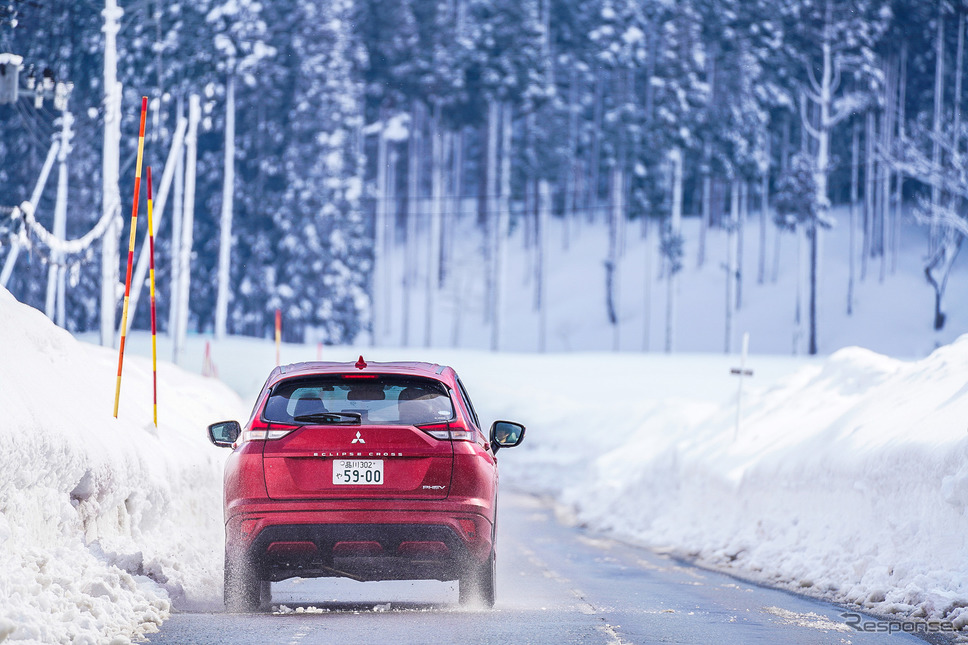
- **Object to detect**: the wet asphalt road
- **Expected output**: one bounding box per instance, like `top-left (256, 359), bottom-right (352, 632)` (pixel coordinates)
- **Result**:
top-left (147, 493), bottom-right (934, 645)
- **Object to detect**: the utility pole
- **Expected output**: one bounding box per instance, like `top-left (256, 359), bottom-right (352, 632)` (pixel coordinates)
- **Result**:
top-left (124, 115), bottom-right (187, 336)
top-left (100, 0), bottom-right (123, 347)
top-left (169, 96), bottom-right (185, 344)
top-left (1, 55), bottom-right (73, 295)
top-left (46, 110), bottom-right (74, 326)
top-left (0, 141), bottom-right (59, 287)
top-left (215, 73), bottom-right (236, 340)
top-left (173, 94), bottom-right (200, 365)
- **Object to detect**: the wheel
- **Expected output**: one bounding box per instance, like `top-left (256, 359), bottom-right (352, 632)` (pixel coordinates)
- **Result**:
top-left (224, 551), bottom-right (264, 612)
top-left (458, 551), bottom-right (496, 608)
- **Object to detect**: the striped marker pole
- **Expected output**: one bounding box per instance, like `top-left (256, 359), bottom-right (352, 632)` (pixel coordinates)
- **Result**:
top-left (113, 96), bottom-right (148, 419)
top-left (275, 309), bottom-right (282, 366)
top-left (147, 166), bottom-right (158, 426)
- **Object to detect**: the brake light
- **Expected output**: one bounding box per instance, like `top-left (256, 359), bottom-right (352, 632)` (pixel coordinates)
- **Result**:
top-left (242, 419), bottom-right (298, 442)
top-left (341, 374), bottom-right (377, 379)
top-left (418, 422), bottom-right (473, 441)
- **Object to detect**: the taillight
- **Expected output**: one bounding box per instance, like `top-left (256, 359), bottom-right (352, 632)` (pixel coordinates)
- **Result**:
top-left (242, 419), bottom-right (298, 442)
top-left (418, 421), bottom-right (473, 441)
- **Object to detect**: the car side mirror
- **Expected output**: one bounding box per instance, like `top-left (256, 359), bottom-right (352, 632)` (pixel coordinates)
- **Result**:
top-left (489, 420), bottom-right (525, 453)
top-left (208, 420), bottom-right (241, 448)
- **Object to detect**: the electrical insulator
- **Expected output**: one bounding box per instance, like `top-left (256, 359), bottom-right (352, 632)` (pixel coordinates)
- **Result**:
top-left (54, 82), bottom-right (72, 111)
top-left (0, 53), bottom-right (22, 104)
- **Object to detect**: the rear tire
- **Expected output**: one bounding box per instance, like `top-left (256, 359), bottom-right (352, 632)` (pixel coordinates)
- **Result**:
top-left (458, 551), bottom-right (496, 608)
top-left (224, 552), bottom-right (263, 612)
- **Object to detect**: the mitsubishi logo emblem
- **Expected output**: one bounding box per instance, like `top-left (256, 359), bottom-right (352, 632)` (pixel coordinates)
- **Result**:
top-left (351, 431), bottom-right (365, 444)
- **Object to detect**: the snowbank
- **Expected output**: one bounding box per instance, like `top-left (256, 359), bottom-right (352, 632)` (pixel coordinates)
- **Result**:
top-left (480, 341), bottom-right (968, 630)
top-left (0, 288), bottom-right (245, 644)
top-left (6, 281), bottom-right (968, 641)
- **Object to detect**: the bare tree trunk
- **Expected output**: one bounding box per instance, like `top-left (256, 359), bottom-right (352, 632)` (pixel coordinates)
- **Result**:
top-left (439, 130), bottom-right (456, 287)
top-left (606, 166), bottom-right (623, 350)
top-left (403, 101), bottom-right (423, 346)
top-left (794, 225), bottom-right (804, 354)
top-left (425, 104), bottom-right (444, 347)
top-left (698, 140), bottom-right (712, 268)
top-left (642, 213), bottom-right (652, 352)
top-left (758, 130), bottom-right (770, 285)
top-left (386, 147), bottom-right (399, 337)
top-left (894, 44), bottom-right (907, 274)
top-left (698, 49), bottom-right (716, 268)
top-left (725, 179), bottom-right (739, 353)
top-left (665, 148), bottom-right (683, 353)
top-left (537, 179), bottom-right (551, 352)
top-left (215, 73), bottom-right (236, 340)
top-left (772, 112), bottom-right (792, 283)
top-left (483, 100), bottom-right (499, 325)
top-left (931, 2), bottom-right (945, 255)
top-left (587, 70), bottom-right (605, 224)
top-left (808, 226), bottom-right (819, 355)
top-left (564, 67), bottom-right (580, 250)
top-left (879, 55), bottom-right (897, 283)
top-left (863, 109), bottom-right (875, 280)
top-left (491, 101), bottom-right (512, 352)
top-left (848, 118), bottom-right (860, 315)
top-left (925, 234), bottom-right (963, 330)
top-left (374, 107), bottom-right (390, 341)
top-left (736, 181), bottom-right (747, 310)
top-left (949, 12), bottom-right (965, 229)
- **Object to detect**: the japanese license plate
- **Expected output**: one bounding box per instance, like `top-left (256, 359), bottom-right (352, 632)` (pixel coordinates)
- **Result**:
top-left (333, 459), bottom-right (384, 485)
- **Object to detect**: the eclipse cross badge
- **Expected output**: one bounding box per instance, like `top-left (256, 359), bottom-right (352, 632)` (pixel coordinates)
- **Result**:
top-left (351, 431), bottom-right (365, 444)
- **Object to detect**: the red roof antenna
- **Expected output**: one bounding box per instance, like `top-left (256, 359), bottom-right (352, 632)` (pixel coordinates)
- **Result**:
top-left (355, 355), bottom-right (367, 370)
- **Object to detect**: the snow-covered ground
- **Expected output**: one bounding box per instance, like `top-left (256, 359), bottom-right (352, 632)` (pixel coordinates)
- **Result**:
top-left (4, 210), bottom-right (968, 643)
top-left (5, 288), bottom-right (968, 642)
top-left (374, 205), bottom-right (968, 358)
top-left (0, 287), bottom-right (247, 644)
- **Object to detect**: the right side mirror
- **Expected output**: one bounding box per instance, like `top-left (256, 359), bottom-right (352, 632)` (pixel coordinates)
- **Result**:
top-left (489, 420), bottom-right (525, 452)
top-left (208, 420), bottom-right (241, 448)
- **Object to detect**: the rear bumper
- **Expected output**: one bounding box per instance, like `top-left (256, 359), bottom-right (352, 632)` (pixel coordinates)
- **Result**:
top-left (226, 503), bottom-right (494, 583)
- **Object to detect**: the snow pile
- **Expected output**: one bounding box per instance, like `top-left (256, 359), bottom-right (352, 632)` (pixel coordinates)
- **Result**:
top-left (483, 341), bottom-right (968, 629)
top-left (0, 288), bottom-right (245, 644)
top-left (6, 277), bottom-right (968, 640)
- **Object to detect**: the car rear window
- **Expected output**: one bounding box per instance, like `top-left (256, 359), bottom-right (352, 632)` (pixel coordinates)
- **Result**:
top-left (263, 376), bottom-right (455, 426)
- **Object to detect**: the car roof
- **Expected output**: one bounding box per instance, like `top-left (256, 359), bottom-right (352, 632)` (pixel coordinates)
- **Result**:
top-left (266, 359), bottom-right (456, 387)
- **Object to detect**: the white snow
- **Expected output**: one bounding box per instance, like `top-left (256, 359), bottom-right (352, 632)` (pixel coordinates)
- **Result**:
top-left (0, 287), bottom-right (246, 644)
top-left (3, 206), bottom-right (968, 641)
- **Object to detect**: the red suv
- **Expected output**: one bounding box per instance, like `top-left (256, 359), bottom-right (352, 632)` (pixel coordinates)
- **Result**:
top-left (207, 357), bottom-right (525, 611)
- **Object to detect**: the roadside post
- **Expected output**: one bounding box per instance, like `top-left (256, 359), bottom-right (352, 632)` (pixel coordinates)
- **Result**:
top-left (113, 96), bottom-right (148, 418)
top-left (275, 309), bottom-right (282, 366)
top-left (730, 332), bottom-right (753, 440)
top-left (146, 166), bottom-right (158, 426)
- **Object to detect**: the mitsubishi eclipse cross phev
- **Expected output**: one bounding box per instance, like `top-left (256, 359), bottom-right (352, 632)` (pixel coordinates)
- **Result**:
top-left (207, 357), bottom-right (525, 611)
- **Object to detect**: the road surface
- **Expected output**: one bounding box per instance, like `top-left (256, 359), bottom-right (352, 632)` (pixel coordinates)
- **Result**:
top-left (148, 493), bottom-right (935, 644)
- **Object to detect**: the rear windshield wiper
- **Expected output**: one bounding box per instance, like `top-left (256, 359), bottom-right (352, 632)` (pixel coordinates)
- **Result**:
top-left (292, 412), bottom-right (362, 425)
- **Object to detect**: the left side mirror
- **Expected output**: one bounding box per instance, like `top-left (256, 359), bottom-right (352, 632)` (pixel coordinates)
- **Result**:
top-left (489, 420), bottom-right (525, 452)
top-left (208, 420), bottom-right (241, 448)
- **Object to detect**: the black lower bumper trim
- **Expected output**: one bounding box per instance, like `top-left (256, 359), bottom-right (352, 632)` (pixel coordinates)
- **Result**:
top-left (247, 523), bottom-right (471, 583)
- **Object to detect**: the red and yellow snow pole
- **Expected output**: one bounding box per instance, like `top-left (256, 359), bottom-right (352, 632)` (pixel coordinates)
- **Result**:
top-left (113, 96), bottom-right (148, 419)
top-left (146, 166), bottom-right (158, 426)
top-left (275, 309), bottom-right (282, 366)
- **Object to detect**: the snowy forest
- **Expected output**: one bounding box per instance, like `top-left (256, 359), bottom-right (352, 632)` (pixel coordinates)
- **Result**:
top-left (1, 0), bottom-right (967, 355)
